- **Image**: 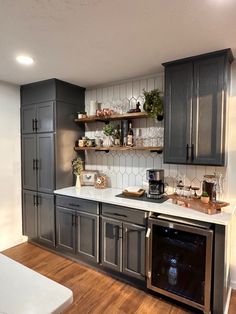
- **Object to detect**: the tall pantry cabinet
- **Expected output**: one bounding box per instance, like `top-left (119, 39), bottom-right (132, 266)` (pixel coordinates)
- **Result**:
top-left (21, 79), bottom-right (85, 246)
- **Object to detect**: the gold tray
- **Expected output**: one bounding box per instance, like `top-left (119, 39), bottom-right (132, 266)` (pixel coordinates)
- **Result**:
top-left (122, 189), bottom-right (145, 197)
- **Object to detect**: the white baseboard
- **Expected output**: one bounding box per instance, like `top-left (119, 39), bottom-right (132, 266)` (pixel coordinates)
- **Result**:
top-left (231, 280), bottom-right (236, 290)
top-left (224, 286), bottom-right (232, 314)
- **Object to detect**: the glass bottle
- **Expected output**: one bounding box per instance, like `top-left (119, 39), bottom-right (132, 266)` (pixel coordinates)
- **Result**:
top-left (168, 257), bottom-right (178, 286)
top-left (114, 125), bottom-right (121, 146)
top-left (127, 122), bottom-right (134, 146)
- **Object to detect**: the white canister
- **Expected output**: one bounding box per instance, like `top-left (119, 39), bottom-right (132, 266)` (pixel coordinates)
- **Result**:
top-left (89, 100), bottom-right (97, 116)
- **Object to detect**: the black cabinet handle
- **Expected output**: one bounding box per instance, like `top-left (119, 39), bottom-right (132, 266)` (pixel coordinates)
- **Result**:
top-left (34, 119), bottom-right (38, 131)
top-left (32, 119), bottom-right (35, 132)
top-left (33, 159), bottom-right (36, 170)
top-left (104, 212), bottom-right (127, 218)
top-left (36, 195), bottom-right (41, 206)
top-left (72, 214), bottom-right (76, 226)
top-left (191, 144), bottom-right (194, 161)
top-left (186, 144), bottom-right (189, 161)
top-left (35, 159), bottom-right (39, 170)
top-left (33, 195), bottom-right (37, 207)
top-left (69, 203), bottom-right (80, 207)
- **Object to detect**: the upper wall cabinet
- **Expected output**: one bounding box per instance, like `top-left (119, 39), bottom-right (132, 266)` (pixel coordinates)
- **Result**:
top-left (21, 102), bottom-right (54, 134)
top-left (163, 49), bottom-right (233, 166)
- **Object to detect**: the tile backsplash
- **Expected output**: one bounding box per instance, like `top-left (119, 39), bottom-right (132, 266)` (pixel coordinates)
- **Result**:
top-left (84, 74), bottom-right (227, 195)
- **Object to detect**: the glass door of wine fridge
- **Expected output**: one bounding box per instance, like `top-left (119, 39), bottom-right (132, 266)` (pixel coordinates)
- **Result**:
top-left (146, 215), bottom-right (213, 313)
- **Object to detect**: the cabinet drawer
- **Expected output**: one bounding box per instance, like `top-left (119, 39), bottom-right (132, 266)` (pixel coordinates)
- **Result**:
top-left (56, 195), bottom-right (98, 215)
top-left (101, 203), bottom-right (146, 226)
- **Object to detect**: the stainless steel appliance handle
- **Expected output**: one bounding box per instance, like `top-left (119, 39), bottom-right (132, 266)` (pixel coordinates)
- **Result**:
top-left (146, 227), bottom-right (151, 280)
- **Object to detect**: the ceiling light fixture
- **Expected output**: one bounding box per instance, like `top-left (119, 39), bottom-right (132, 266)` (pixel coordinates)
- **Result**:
top-left (16, 55), bottom-right (34, 65)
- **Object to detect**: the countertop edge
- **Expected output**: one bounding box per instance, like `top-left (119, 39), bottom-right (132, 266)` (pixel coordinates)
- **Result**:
top-left (54, 187), bottom-right (235, 226)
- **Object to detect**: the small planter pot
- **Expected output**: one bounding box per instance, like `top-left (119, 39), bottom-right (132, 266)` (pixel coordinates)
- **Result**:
top-left (201, 196), bottom-right (210, 204)
top-left (157, 115), bottom-right (164, 121)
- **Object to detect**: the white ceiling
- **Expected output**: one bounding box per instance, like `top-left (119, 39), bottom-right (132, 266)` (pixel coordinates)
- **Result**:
top-left (0, 0), bottom-right (236, 88)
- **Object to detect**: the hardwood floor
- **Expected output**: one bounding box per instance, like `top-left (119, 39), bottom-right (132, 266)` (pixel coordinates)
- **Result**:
top-left (2, 243), bottom-right (236, 314)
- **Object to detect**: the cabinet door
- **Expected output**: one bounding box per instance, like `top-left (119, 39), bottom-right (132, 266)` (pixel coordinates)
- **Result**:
top-left (36, 101), bottom-right (54, 133)
top-left (21, 104), bottom-right (37, 134)
top-left (37, 133), bottom-right (54, 193)
top-left (22, 190), bottom-right (37, 239)
top-left (22, 134), bottom-right (37, 190)
top-left (192, 56), bottom-right (226, 165)
top-left (76, 212), bottom-right (99, 263)
top-left (37, 193), bottom-right (55, 247)
top-left (101, 217), bottom-right (122, 272)
top-left (123, 223), bottom-right (146, 280)
top-left (56, 206), bottom-right (75, 253)
top-left (164, 63), bottom-right (192, 164)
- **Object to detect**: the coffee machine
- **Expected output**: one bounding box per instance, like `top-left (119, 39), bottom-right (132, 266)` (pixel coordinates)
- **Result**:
top-left (146, 169), bottom-right (165, 199)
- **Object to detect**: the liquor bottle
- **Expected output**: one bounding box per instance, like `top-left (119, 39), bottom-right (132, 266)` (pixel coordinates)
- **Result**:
top-left (121, 120), bottom-right (128, 146)
top-left (127, 122), bottom-right (134, 146)
top-left (114, 125), bottom-right (121, 146)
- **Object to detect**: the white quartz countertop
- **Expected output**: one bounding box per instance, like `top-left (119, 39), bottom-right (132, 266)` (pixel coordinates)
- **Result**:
top-left (54, 186), bottom-right (235, 226)
top-left (0, 254), bottom-right (73, 314)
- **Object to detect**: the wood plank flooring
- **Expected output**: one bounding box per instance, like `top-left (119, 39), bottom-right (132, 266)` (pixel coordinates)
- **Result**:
top-left (2, 243), bottom-right (236, 314)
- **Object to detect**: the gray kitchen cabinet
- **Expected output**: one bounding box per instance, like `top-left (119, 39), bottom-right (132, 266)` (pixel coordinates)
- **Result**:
top-left (22, 134), bottom-right (37, 190)
top-left (37, 133), bottom-right (54, 193)
top-left (22, 134), bottom-right (54, 193)
top-left (37, 193), bottom-right (55, 246)
top-left (37, 102), bottom-right (54, 133)
top-left (55, 196), bottom-right (99, 263)
top-left (22, 190), bottom-right (37, 239)
top-left (21, 101), bottom-right (54, 134)
top-left (76, 212), bottom-right (99, 263)
top-left (23, 190), bottom-right (55, 247)
top-left (56, 206), bottom-right (75, 253)
top-left (101, 217), bottom-right (122, 272)
top-left (101, 207), bottom-right (146, 281)
top-left (164, 63), bottom-right (192, 164)
top-left (21, 104), bottom-right (37, 134)
top-left (21, 79), bottom-right (85, 246)
top-left (123, 223), bottom-right (146, 280)
top-left (163, 49), bottom-right (233, 166)
top-left (192, 56), bottom-right (227, 165)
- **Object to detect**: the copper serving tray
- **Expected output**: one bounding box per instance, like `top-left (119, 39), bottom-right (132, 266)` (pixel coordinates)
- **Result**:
top-left (168, 194), bottom-right (230, 215)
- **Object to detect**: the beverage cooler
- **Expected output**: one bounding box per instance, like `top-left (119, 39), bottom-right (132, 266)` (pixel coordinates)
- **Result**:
top-left (146, 214), bottom-right (213, 314)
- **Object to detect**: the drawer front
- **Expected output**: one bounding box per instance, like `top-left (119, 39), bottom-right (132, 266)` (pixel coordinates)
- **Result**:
top-left (56, 195), bottom-right (98, 215)
top-left (101, 203), bottom-right (147, 226)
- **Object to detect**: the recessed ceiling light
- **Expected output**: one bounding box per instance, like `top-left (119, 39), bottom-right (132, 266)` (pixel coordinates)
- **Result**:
top-left (16, 55), bottom-right (34, 65)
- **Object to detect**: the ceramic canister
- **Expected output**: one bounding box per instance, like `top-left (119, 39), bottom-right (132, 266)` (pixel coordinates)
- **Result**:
top-left (90, 100), bottom-right (97, 116)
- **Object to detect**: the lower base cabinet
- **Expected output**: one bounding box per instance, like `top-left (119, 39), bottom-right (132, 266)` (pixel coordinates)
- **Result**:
top-left (101, 217), bottom-right (146, 281)
top-left (22, 190), bottom-right (55, 246)
top-left (56, 205), bottom-right (99, 263)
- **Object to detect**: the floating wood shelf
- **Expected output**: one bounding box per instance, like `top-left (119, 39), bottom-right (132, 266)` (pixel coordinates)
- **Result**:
top-left (74, 146), bottom-right (163, 153)
top-left (74, 112), bottom-right (148, 123)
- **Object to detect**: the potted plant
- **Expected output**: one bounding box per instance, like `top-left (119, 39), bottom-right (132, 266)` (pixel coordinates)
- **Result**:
top-left (102, 124), bottom-right (115, 147)
top-left (143, 89), bottom-right (164, 121)
top-left (201, 191), bottom-right (210, 204)
top-left (72, 157), bottom-right (84, 189)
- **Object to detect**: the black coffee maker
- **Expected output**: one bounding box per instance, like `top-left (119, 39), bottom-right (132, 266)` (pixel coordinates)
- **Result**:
top-left (146, 169), bottom-right (165, 199)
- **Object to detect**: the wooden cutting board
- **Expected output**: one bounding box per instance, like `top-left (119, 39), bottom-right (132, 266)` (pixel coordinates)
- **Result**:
top-left (168, 194), bottom-right (230, 215)
top-left (122, 189), bottom-right (145, 197)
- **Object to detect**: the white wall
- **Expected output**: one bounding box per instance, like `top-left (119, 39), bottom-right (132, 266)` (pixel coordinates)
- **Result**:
top-left (0, 81), bottom-right (23, 251)
top-left (226, 63), bottom-right (236, 287)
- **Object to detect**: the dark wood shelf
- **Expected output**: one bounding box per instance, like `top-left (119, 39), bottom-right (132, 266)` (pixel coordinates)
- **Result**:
top-left (74, 146), bottom-right (163, 153)
top-left (74, 112), bottom-right (148, 123)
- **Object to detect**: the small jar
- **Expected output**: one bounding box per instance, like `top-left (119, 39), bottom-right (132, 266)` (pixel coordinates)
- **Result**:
top-left (78, 112), bottom-right (83, 119)
top-left (78, 139), bottom-right (85, 147)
